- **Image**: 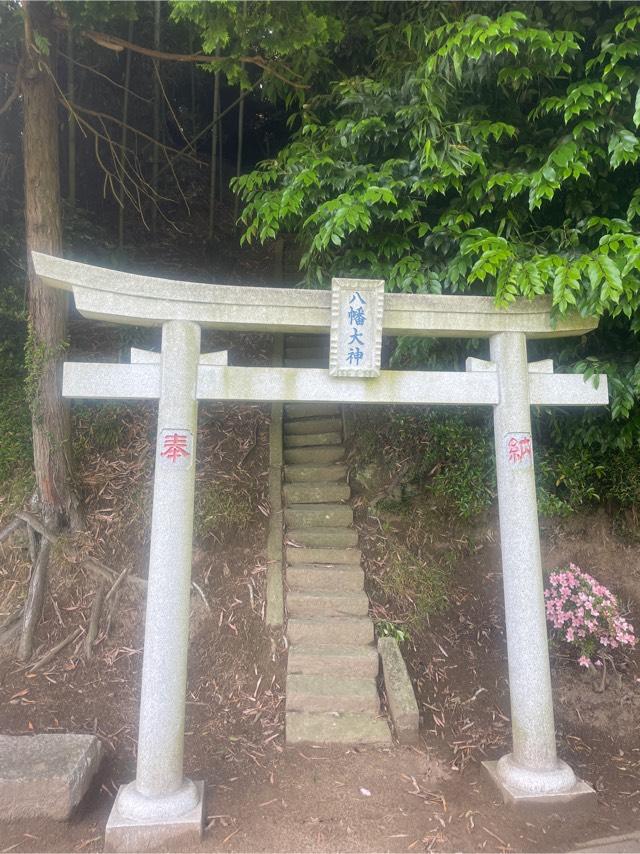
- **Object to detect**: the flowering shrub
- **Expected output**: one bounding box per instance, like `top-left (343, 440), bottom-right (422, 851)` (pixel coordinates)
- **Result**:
top-left (544, 564), bottom-right (636, 668)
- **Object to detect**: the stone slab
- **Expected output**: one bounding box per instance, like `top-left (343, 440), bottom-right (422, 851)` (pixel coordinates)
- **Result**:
top-left (284, 446), bottom-right (345, 465)
top-left (284, 482), bottom-right (350, 504)
top-left (286, 711), bottom-right (391, 745)
top-left (287, 674), bottom-right (379, 714)
top-left (284, 464), bottom-right (348, 483)
top-left (288, 616), bottom-right (373, 646)
top-left (0, 734), bottom-right (103, 821)
top-left (287, 527), bottom-right (358, 548)
top-left (285, 346), bottom-right (330, 361)
top-left (284, 417), bottom-right (342, 435)
top-left (285, 504), bottom-right (353, 528)
top-left (482, 761), bottom-right (596, 811)
top-left (283, 358), bottom-right (327, 369)
top-left (286, 547), bottom-right (361, 565)
top-left (286, 564), bottom-right (365, 593)
top-left (270, 403), bottom-right (283, 468)
top-left (574, 833), bottom-right (640, 853)
top-left (104, 780), bottom-right (205, 853)
top-left (288, 644), bottom-right (380, 677)
top-left (285, 403), bottom-right (341, 419)
top-left (284, 432), bottom-right (343, 448)
top-left (266, 557), bottom-right (284, 628)
top-left (267, 509), bottom-right (283, 561)
top-left (287, 590), bottom-right (369, 617)
top-left (378, 636), bottom-right (420, 745)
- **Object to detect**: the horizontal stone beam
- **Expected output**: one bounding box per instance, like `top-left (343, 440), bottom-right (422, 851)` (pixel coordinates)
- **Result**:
top-left (33, 252), bottom-right (598, 339)
top-left (529, 372), bottom-right (608, 407)
top-left (62, 363), bottom-right (608, 407)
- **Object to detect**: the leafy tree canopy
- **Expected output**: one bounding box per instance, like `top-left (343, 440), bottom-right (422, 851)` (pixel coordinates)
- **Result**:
top-left (234, 2), bottom-right (640, 439)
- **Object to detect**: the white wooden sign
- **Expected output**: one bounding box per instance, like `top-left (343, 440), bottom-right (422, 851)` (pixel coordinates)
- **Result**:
top-left (329, 278), bottom-right (384, 378)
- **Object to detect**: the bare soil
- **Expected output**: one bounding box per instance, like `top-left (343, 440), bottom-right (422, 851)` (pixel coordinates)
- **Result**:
top-left (2, 487), bottom-right (639, 853)
top-left (1, 238), bottom-right (639, 851)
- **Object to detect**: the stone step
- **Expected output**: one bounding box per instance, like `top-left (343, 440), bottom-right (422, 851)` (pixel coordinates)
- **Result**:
top-left (284, 358), bottom-right (327, 369)
top-left (285, 347), bottom-right (329, 361)
top-left (285, 403), bottom-right (340, 420)
top-left (287, 564), bottom-right (364, 593)
top-left (286, 712), bottom-right (391, 745)
top-left (284, 417), bottom-right (343, 436)
top-left (284, 432), bottom-right (343, 448)
top-left (287, 590), bottom-right (369, 617)
top-left (287, 675), bottom-right (380, 714)
top-left (285, 504), bottom-right (353, 528)
top-left (285, 334), bottom-right (329, 347)
top-left (288, 616), bottom-right (373, 646)
top-left (287, 527), bottom-right (358, 548)
top-left (286, 547), bottom-right (361, 566)
top-left (284, 464), bottom-right (347, 483)
top-left (288, 644), bottom-right (379, 677)
top-left (284, 482), bottom-right (350, 505)
top-left (284, 446), bottom-right (344, 465)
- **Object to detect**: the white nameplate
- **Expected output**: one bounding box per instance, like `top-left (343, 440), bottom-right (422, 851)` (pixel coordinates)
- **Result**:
top-left (329, 278), bottom-right (384, 378)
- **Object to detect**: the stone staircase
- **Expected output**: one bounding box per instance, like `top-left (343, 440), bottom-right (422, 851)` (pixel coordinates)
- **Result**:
top-left (283, 335), bottom-right (391, 745)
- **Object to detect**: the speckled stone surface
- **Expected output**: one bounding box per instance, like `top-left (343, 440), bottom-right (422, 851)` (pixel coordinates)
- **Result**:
top-left (104, 780), bottom-right (204, 852)
top-left (378, 637), bottom-right (419, 744)
top-left (0, 734), bottom-right (102, 820)
top-left (32, 251), bottom-right (601, 338)
top-left (483, 761), bottom-right (595, 810)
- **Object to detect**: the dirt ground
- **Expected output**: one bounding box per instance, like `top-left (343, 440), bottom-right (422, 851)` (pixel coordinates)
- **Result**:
top-left (1, 234), bottom-right (639, 851)
top-left (1, 492), bottom-right (639, 853)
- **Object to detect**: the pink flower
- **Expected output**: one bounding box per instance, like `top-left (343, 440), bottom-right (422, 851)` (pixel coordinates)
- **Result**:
top-left (578, 656), bottom-right (591, 668)
top-left (544, 565), bottom-right (636, 666)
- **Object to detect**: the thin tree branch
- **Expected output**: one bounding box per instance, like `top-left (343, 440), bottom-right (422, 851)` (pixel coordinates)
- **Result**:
top-left (58, 49), bottom-right (151, 104)
top-left (68, 100), bottom-right (205, 167)
top-left (154, 60), bottom-right (188, 146)
top-left (53, 23), bottom-right (308, 89)
top-left (158, 78), bottom-right (260, 181)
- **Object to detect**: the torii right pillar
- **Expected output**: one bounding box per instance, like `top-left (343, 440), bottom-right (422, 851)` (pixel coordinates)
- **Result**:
top-left (482, 331), bottom-right (596, 806)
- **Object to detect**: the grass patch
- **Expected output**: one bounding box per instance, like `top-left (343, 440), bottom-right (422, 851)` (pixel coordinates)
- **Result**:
top-left (379, 542), bottom-right (454, 626)
top-left (0, 363), bottom-right (33, 510)
top-left (73, 404), bottom-right (131, 456)
top-left (195, 481), bottom-right (254, 543)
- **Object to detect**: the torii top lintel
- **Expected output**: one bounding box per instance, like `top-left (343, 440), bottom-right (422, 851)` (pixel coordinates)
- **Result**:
top-left (32, 252), bottom-right (598, 340)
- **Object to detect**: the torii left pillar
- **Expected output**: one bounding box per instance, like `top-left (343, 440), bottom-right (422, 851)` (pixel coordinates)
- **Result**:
top-left (105, 321), bottom-right (206, 852)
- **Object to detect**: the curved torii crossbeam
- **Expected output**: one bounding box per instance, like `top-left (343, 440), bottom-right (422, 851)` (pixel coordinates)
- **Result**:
top-left (33, 252), bottom-right (606, 850)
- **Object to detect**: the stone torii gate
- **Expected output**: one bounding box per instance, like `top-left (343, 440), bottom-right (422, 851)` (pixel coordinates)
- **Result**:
top-left (33, 252), bottom-right (608, 851)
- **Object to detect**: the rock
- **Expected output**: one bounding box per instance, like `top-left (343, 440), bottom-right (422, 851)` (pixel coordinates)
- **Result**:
top-left (0, 734), bottom-right (103, 821)
top-left (378, 636), bottom-right (420, 744)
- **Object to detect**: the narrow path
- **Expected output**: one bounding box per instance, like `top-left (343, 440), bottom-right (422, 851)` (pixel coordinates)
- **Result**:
top-left (282, 335), bottom-right (391, 744)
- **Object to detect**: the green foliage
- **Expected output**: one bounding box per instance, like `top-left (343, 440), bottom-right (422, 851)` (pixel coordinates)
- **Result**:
top-left (0, 369), bottom-right (32, 488)
top-left (234, 3), bottom-right (640, 441)
top-left (376, 619), bottom-right (409, 644)
top-left (170, 0), bottom-right (344, 96)
top-left (194, 480), bottom-right (254, 542)
top-left (416, 415), bottom-right (495, 518)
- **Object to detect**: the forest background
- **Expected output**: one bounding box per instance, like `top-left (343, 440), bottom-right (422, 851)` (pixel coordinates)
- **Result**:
top-left (2, 0), bottom-right (640, 539)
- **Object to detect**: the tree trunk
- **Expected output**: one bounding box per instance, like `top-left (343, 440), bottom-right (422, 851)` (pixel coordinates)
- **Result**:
top-left (208, 46), bottom-right (221, 242)
top-left (22, 1), bottom-right (78, 531)
top-left (151, 0), bottom-right (161, 235)
top-left (234, 79), bottom-right (245, 222)
top-left (66, 26), bottom-right (76, 207)
top-left (118, 17), bottom-right (134, 252)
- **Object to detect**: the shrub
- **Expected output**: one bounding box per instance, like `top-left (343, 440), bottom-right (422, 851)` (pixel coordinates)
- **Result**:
top-left (544, 564), bottom-right (636, 667)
